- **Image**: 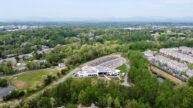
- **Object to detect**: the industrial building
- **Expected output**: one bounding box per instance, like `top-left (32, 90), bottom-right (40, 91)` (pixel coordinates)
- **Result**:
top-left (77, 65), bottom-right (120, 77)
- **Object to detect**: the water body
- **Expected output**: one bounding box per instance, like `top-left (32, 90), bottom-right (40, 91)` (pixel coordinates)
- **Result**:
top-left (152, 73), bottom-right (165, 83)
top-left (157, 76), bottom-right (165, 83)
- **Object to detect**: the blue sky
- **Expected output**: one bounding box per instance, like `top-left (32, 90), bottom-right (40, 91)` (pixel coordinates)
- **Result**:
top-left (1, 0), bottom-right (193, 19)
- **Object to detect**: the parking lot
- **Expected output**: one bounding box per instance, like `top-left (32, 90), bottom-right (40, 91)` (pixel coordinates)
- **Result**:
top-left (0, 84), bottom-right (15, 99)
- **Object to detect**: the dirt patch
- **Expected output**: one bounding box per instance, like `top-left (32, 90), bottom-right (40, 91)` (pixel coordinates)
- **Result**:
top-left (13, 80), bottom-right (26, 89)
top-left (150, 66), bottom-right (183, 84)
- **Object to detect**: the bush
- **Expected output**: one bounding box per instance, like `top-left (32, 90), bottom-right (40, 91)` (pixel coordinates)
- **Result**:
top-left (188, 77), bottom-right (193, 87)
top-left (66, 104), bottom-right (77, 108)
top-left (3, 90), bottom-right (25, 101)
top-left (57, 72), bottom-right (61, 77)
top-left (0, 79), bottom-right (8, 87)
top-left (61, 68), bottom-right (68, 75)
top-left (44, 75), bottom-right (56, 86)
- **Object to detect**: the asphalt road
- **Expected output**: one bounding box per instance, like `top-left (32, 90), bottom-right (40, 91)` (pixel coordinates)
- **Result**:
top-left (55, 67), bottom-right (79, 85)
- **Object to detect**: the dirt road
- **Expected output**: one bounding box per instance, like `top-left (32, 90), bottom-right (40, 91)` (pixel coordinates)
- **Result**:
top-left (150, 66), bottom-right (183, 84)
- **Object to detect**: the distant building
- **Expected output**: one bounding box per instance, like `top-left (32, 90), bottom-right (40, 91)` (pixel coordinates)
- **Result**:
top-left (1, 57), bottom-right (17, 66)
top-left (34, 60), bottom-right (46, 64)
top-left (152, 55), bottom-right (188, 73)
top-left (88, 32), bottom-right (94, 37)
top-left (160, 48), bottom-right (193, 64)
top-left (145, 47), bottom-right (193, 80)
top-left (58, 63), bottom-right (66, 68)
top-left (18, 53), bottom-right (33, 59)
top-left (186, 70), bottom-right (193, 78)
top-left (179, 46), bottom-right (193, 55)
top-left (15, 63), bottom-right (27, 71)
top-left (144, 50), bottom-right (154, 61)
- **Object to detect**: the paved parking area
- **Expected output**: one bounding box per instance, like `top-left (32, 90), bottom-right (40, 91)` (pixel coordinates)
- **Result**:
top-left (0, 84), bottom-right (15, 98)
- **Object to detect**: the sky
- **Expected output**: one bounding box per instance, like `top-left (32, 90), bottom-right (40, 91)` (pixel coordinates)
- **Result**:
top-left (1, 0), bottom-right (193, 20)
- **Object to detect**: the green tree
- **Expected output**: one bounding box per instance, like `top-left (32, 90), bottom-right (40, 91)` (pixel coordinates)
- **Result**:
top-left (80, 35), bottom-right (89, 45)
top-left (181, 87), bottom-right (193, 108)
top-left (3, 90), bottom-right (25, 101)
top-left (0, 79), bottom-right (8, 87)
top-left (2, 61), bottom-right (14, 74)
top-left (188, 77), bottom-right (193, 87)
top-left (44, 75), bottom-right (55, 86)
top-left (66, 104), bottom-right (76, 108)
top-left (78, 90), bottom-right (87, 105)
top-left (107, 95), bottom-right (113, 107)
top-left (114, 97), bottom-right (120, 108)
top-left (98, 96), bottom-right (107, 107)
top-left (46, 53), bottom-right (61, 66)
top-left (15, 56), bottom-right (20, 62)
top-left (0, 52), bottom-right (2, 58)
top-left (37, 97), bottom-right (52, 108)
top-left (26, 61), bottom-right (40, 69)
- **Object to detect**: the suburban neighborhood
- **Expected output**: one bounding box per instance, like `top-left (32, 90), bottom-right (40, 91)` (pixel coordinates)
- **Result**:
top-left (144, 46), bottom-right (193, 82)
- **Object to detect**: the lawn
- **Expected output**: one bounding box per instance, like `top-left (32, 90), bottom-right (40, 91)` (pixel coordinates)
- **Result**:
top-left (8, 69), bottom-right (58, 90)
top-left (117, 64), bottom-right (129, 73)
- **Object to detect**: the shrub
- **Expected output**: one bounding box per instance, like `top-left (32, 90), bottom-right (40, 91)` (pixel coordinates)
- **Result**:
top-left (61, 68), bottom-right (68, 75)
top-left (3, 91), bottom-right (25, 101)
top-left (66, 104), bottom-right (77, 108)
top-left (0, 79), bottom-right (8, 87)
top-left (44, 75), bottom-right (56, 86)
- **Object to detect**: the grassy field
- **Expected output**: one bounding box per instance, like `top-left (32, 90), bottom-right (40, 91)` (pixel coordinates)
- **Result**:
top-left (117, 64), bottom-right (129, 73)
top-left (7, 69), bottom-right (58, 90)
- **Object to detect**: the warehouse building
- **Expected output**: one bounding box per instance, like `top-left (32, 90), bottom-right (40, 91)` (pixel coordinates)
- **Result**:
top-left (77, 65), bottom-right (120, 77)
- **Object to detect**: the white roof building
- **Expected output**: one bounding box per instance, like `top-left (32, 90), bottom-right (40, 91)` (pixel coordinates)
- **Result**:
top-left (77, 65), bottom-right (120, 77)
top-left (58, 63), bottom-right (66, 68)
top-left (179, 46), bottom-right (193, 55)
top-left (186, 70), bottom-right (193, 78)
top-left (160, 48), bottom-right (193, 64)
top-left (152, 55), bottom-right (188, 72)
top-left (144, 50), bottom-right (154, 57)
top-left (144, 50), bottom-right (154, 61)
